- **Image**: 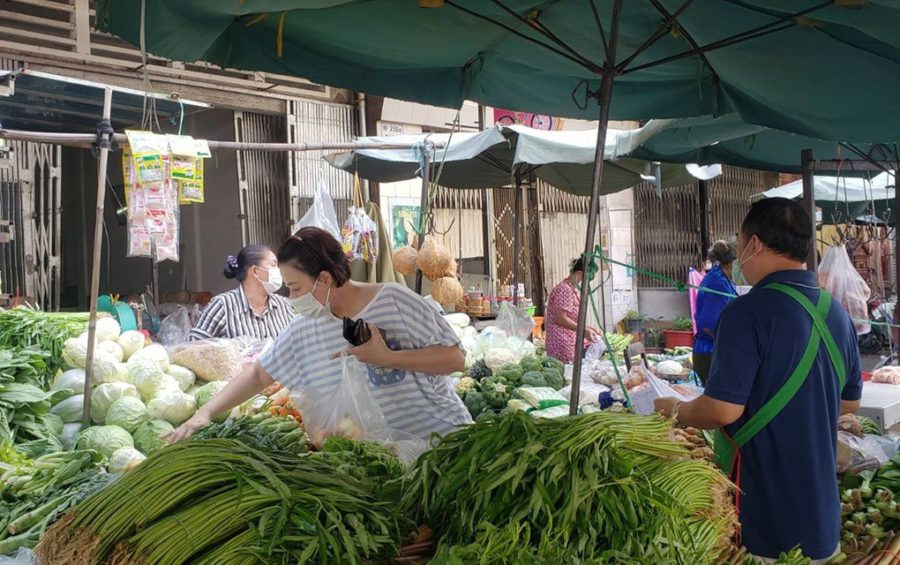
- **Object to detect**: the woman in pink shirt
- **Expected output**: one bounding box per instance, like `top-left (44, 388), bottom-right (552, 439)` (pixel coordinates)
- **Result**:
top-left (545, 258), bottom-right (601, 364)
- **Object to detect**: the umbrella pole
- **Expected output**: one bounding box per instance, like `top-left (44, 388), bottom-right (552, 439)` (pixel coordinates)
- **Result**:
top-left (801, 148), bottom-right (817, 272)
top-left (513, 171), bottom-right (522, 305)
top-left (415, 149), bottom-right (431, 294)
top-left (570, 0), bottom-right (623, 416)
top-left (82, 88), bottom-right (113, 427)
top-left (894, 170), bottom-right (900, 351)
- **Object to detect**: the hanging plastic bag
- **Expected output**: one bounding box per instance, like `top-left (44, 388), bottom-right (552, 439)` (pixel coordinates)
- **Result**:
top-left (299, 355), bottom-right (426, 462)
top-left (341, 173), bottom-right (379, 263)
top-left (818, 244), bottom-right (871, 335)
top-left (295, 177), bottom-right (341, 243)
top-left (496, 302), bottom-right (535, 341)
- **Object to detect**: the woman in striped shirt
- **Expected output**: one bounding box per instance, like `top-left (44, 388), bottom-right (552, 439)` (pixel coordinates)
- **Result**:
top-left (188, 245), bottom-right (294, 341)
top-left (167, 227), bottom-right (471, 444)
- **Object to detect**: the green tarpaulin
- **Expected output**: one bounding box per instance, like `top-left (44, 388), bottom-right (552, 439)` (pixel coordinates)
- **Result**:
top-left (326, 125), bottom-right (720, 196)
top-left (759, 172), bottom-right (895, 220)
top-left (98, 1), bottom-right (900, 143)
top-left (614, 115), bottom-right (900, 175)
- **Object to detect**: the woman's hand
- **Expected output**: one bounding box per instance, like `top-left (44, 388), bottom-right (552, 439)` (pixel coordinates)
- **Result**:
top-left (336, 323), bottom-right (393, 366)
top-left (585, 326), bottom-right (602, 342)
top-left (163, 410), bottom-right (211, 444)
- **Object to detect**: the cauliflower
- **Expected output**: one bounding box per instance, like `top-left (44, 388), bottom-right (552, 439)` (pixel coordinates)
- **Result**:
top-left (455, 376), bottom-right (478, 395)
top-left (483, 348), bottom-right (517, 374)
top-left (656, 360), bottom-right (684, 375)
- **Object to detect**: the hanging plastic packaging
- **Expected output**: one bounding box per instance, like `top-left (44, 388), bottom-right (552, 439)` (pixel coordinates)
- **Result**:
top-left (818, 244), bottom-right (871, 334)
top-left (295, 178), bottom-right (341, 243)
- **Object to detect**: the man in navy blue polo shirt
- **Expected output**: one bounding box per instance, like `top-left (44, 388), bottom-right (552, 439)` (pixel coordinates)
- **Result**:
top-left (655, 197), bottom-right (862, 562)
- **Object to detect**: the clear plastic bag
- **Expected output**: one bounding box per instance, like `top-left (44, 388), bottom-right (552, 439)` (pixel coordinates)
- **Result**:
top-left (818, 244), bottom-right (871, 335)
top-left (169, 338), bottom-right (242, 381)
top-left (837, 431), bottom-right (890, 473)
top-left (299, 355), bottom-right (426, 462)
top-left (295, 178), bottom-right (341, 243)
top-left (585, 340), bottom-right (607, 361)
top-left (158, 306), bottom-right (192, 346)
top-left (496, 302), bottom-right (535, 340)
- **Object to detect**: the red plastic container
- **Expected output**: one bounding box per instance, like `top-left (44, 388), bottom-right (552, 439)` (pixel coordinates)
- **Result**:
top-left (663, 329), bottom-right (694, 349)
top-left (863, 371), bottom-right (872, 382)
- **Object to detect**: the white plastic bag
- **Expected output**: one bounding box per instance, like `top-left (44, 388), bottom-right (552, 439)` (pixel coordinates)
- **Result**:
top-left (818, 244), bottom-right (871, 335)
top-left (299, 355), bottom-right (426, 462)
top-left (496, 302), bottom-right (535, 341)
top-left (585, 339), bottom-right (607, 361)
top-left (295, 178), bottom-right (341, 242)
top-left (158, 306), bottom-right (191, 346)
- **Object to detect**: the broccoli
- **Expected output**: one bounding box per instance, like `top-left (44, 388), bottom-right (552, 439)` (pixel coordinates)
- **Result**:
top-left (519, 355), bottom-right (543, 374)
top-left (542, 367), bottom-right (565, 390)
top-left (481, 377), bottom-right (511, 409)
top-left (496, 364), bottom-right (523, 388)
top-left (464, 391), bottom-right (488, 419)
top-left (521, 371), bottom-right (548, 388)
top-left (541, 355), bottom-right (565, 374)
top-left (475, 410), bottom-right (498, 422)
top-left (469, 360), bottom-right (493, 380)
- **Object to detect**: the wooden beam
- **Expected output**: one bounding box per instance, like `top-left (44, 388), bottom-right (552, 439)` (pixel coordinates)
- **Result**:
top-left (801, 148), bottom-right (817, 272)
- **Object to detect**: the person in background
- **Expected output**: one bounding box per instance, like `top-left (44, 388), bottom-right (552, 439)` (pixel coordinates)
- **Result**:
top-left (545, 258), bottom-right (601, 364)
top-left (692, 240), bottom-right (737, 385)
top-left (168, 227), bottom-right (471, 443)
top-left (189, 245), bottom-right (294, 341)
top-left (655, 198), bottom-right (862, 562)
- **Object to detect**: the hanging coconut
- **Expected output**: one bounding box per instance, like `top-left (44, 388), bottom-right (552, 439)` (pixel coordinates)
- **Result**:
top-left (417, 238), bottom-right (454, 280)
top-left (430, 276), bottom-right (464, 306)
top-left (393, 246), bottom-right (419, 277)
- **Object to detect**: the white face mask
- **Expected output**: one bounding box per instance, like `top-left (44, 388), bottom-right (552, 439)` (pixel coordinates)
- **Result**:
top-left (259, 267), bottom-right (283, 295)
top-left (289, 279), bottom-right (332, 318)
top-left (736, 240), bottom-right (758, 285)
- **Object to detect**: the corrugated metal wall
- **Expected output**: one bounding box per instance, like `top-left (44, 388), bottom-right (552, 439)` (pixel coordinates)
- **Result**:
top-left (634, 166), bottom-right (778, 288)
top-left (287, 99), bottom-right (357, 228)
top-left (234, 111), bottom-right (290, 249)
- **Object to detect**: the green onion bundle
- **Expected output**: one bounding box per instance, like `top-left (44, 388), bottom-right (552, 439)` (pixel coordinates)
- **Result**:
top-left (403, 411), bottom-right (736, 563)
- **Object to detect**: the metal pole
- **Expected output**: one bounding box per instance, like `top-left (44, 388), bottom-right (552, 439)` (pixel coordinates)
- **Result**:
top-left (894, 170), bottom-right (900, 350)
top-left (570, 0), bottom-right (623, 416)
top-left (801, 148), bottom-right (817, 272)
top-left (698, 179), bottom-right (710, 258)
top-left (82, 88), bottom-right (113, 427)
top-left (512, 171), bottom-right (522, 305)
top-left (414, 148), bottom-right (432, 294)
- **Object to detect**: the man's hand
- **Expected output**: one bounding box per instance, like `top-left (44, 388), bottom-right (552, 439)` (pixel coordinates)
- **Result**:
top-left (333, 323), bottom-right (393, 366)
top-left (655, 397), bottom-right (680, 418)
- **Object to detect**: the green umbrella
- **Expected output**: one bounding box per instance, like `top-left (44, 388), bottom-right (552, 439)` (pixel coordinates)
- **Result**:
top-left (98, 1), bottom-right (900, 143)
top-left (615, 115), bottom-right (900, 175)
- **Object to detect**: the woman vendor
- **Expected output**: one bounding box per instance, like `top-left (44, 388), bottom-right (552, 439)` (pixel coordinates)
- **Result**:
top-left (188, 245), bottom-right (294, 341)
top-left (167, 227), bottom-right (472, 443)
top-left (544, 258), bottom-right (601, 364)
top-left (692, 240), bottom-right (737, 385)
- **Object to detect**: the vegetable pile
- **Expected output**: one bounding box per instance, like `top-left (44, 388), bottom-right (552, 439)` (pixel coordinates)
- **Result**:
top-left (455, 354), bottom-right (567, 421)
top-left (0, 309), bottom-right (89, 379)
top-left (37, 437), bottom-right (410, 565)
top-left (402, 411), bottom-right (736, 562)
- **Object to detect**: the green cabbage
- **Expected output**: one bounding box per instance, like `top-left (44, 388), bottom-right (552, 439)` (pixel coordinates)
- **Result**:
top-left (147, 390), bottom-right (196, 425)
top-left (50, 394), bottom-right (84, 423)
top-left (108, 447), bottom-right (146, 473)
top-left (91, 353), bottom-right (121, 385)
top-left (128, 343), bottom-right (170, 373)
top-left (51, 369), bottom-right (86, 397)
top-left (194, 381), bottom-right (228, 423)
top-left (167, 365), bottom-right (196, 392)
top-left (62, 335), bottom-right (90, 369)
top-left (75, 425), bottom-right (133, 458)
top-left (133, 419), bottom-right (173, 454)
top-left (128, 359), bottom-right (178, 400)
top-left (58, 423), bottom-right (82, 451)
top-left (90, 382), bottom-right (140, 423)
top-left (105, 396), bottom-right (149, 433)
top-left (117, 331), bottom-right (146, 361)
top-left (97, 340), bottom-right (124, 363)
top-left (96, 317), bottom-right (121, 342)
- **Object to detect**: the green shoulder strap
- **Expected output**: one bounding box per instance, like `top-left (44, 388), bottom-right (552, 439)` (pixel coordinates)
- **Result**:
top-left (765, 283), bottom-right (847, 391)
top-left (730, 284), bottom-right (844, 448)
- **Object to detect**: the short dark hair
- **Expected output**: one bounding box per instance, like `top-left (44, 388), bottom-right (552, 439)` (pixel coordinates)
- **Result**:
top-left (740, 198), bottom-right (812, 262)
top-left (277, 227), bottom-right (351, 287)
top-left (224, 245), bottom-right (273, 282)
top-left (707, 240), bottom-right (736, 265)
top-left (570, 257), bottom-right (584, 274)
